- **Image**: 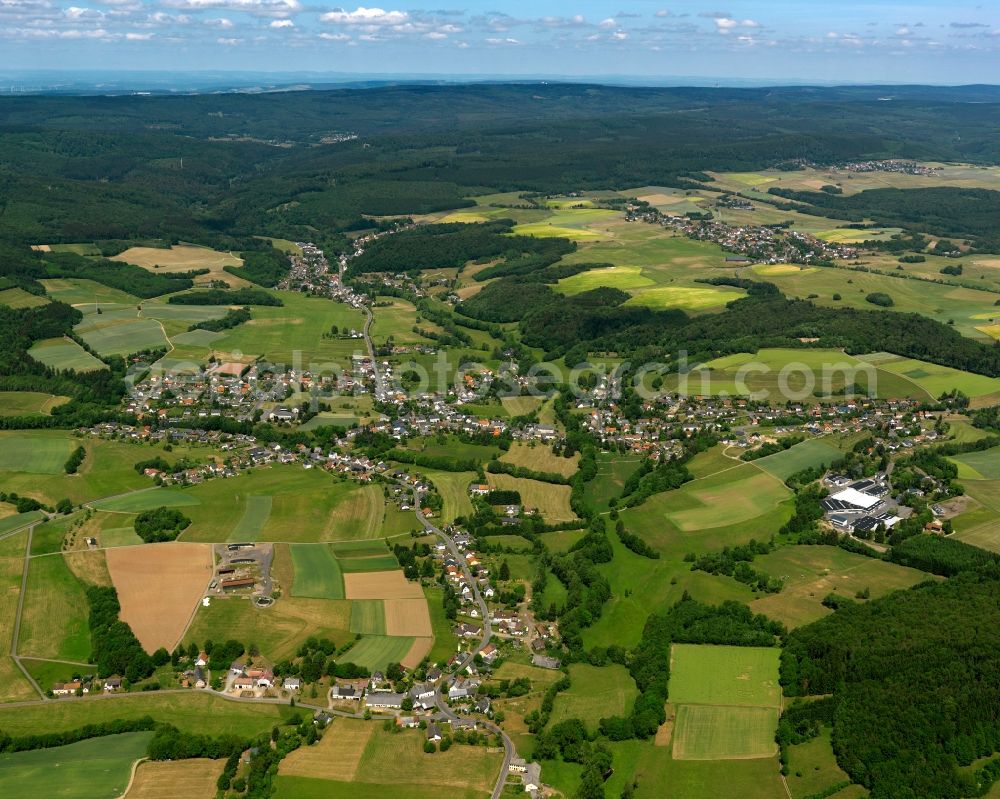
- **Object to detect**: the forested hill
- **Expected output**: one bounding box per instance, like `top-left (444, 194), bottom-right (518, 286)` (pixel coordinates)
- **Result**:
top-left (3, 83), bottom-right (1000, 248)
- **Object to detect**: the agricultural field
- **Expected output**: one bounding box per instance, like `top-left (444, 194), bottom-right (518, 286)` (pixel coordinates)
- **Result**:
top-left (753, 438), bottom-right (845, 481)
top-left (413, 468), bottom-right (476, 523)
top-left (748, 545), bottom-right (933, 629)
top-left (953, 479), bottom-right (1000, 553)
top-left (0, 432), bottom-right (211, 508)
top-left (0, 510), bottom-right (44, 536)
top-left (124, 758), bottom-right (225, 799)
top-left (26, 337), bottom-right (106, 372)
top-left (0, 432), bottom-right (76, 475)
top-left (485, 473), bottom-right (576, 522)
top-left (0, 534), bottom-right (37, 703)
top-left (185, 593), bottom-right (352, 664)
top-left (38, 278), bottom-right (138, 306)
top-left (0, 691), bottom-right (295, 737)
top-left (858, 354), bottom-right (1000, 403)
top-left (669, 644), bottom-right (781, 708)
top-left (620, 463), bottom-right (792, 559)
top-left (668, 644), bottom-right (781, 762)
top-left (671, 348), bottom-right (926, 401)
top-left (950, 447), bottom-right (1000, 480)
top-left (424, 586), bottom-right (460, 666)
top-left (106, 542), bottom-right (214, 653)
top-left (74, 307), bottom-right (169, 357)
top-left (277, 718), bottom-right (501, 798)
top-left (110, 468), bottom-right (388, 544)
top-left (784, 726), bottom-right (855, 799)
top-left (583, 536), bottom-right (754, 651)
top-left (0, 287), bottom-right (48, 309)
top-left (18, 553), bottom-right (92, 662)
top-left (549, 664), bottom-right (639, 732)
top-left (113, 244), bottom-right (247, 288)
top-left (290, 543), bottom-right (345, 599)
top-left (0, 731), bottom-right (153, 799)
top-left (0, 391), bottom-right (69, 416)
top-left (350, 600), bottom-right (386, 635)
top-left (671, 705), bottom-right (779, 760)
top-left (499, 442), bottom-right (580, 478)
top-left (204, 291), bottom-right (367, 367)
top-left (340, 635), bottom-right (416, 671)
top-left (630, 751), bottom-right (787, 799)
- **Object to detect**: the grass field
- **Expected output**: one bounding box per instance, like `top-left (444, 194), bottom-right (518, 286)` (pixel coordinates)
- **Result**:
top-left (485, 473), bottom-right (576, 522)
top-left (118, 469), bottom-right (387, 544)
top-left (0, 511), bottom-right (44, 536)
top-left (423, 586), bottom-right (460, 665)
top-left (559, 265), bottom-right (656, 294)
top-left (671, 347), bottom-right (926, 401)
top-left (499, 443), bottom-right (580, 478)
top-left (549, 664), bottom-right (638, 731)
top-left (620, 463), bottom-right (792, 561)
top-left (290, 543), bottom-right (345, 599)
top-left (229, 495), bottom-right (273, 542)
top-left (0, 731), bottom-right (153, 799)
top-left (18, 553), bottom-right (91, 662)
top-left (669, 644), bottom-right (781, 708)
top-left (186, 594), bottom-right (352, 663)
top-left (625, 285), bottom-right (746, 310)
top-left (583, 536), bottom-right (754, 651)
top-left (749, 545), bottom-right (932, 628)
top-left (350, 600), bottom-right (387, 635)
top-left (949, 446), bottom-right (1000, 480)
top-left (113, 244), bottom-right (246, 288)
top-left (753, 438), bottom-right (845, 481)
top-left (0, 534), bottom-right (37, 703)
top-left (339, 554), bottom-right (400, 572)
top-left (859, 354), bottom-right (1000, 401)
top-left (341, 635), bottom-right (415, 671)
top-left (26, 336), bottom-right (106, 372)
top-left (785, 726), bottom-right (854, 799)
top-left (0, 391), bottom-right (70, 416)
top-left (76, 312), bottom-right (169, 357)
top-left (953, 479), bottom-right (1000, 553)
top-left (0, 691), bottom-right (295, 737)
top-left (38, 278), bottom-right (138, 306)
top-left (0, 287), bottom-right (48, 309)
top-left (415, 468), bottom-right (476, 523)
top-left (672, 705), bottom-right (779, 760)
top-left (207, 291), bottom-right (367, 366)
top-left (0, 433), bottom-right (75, 475)
top-left (125, 758), bottom-right (224, 799)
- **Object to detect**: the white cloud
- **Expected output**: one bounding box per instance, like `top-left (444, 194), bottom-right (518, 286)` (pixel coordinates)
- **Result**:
top-left (125, 31), bottom-right (152, 39)
top-left (216, 35), bottom-right (241, 43)
top-left (269, 18), bottom-right (291, 27)
top-left (318, 31), bottom-right (349, 40)
top-left (485, 36), bottom-right (519, 45)
top-left (162, 0), bottom-right (300, 16)
top-left (611, 30), bottom-right (628, 40)
top-left (714, 17), bottom-right (757, 33)
top-left (205, 17), bottom-right (233, 27)
top-left (320, 6), bottom-right (407, 25)
top-left (655, 9), bottom-right (670, 18)
top-left (598, 17), bottom-right (616, 28)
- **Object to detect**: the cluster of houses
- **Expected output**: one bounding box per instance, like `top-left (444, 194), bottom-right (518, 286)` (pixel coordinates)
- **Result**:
top-left (228, 659), bottom-right (301, 696)
top-left (624, 201), bottom-right (858, 264)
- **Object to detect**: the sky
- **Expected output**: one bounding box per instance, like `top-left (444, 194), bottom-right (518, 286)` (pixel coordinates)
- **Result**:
top-left (1, 1), bottom-right (999, 84)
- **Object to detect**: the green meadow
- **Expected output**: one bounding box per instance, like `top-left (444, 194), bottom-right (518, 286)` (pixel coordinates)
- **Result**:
top-left (0, 391), bottom-right (70, 416)
top-left (0, 731), bottom-right (153, 799)
top-left (669, 644), bottom-right (781, 708)
top-left (549, 664), bottom-right (639, 732)
top-left (340, 635), bottom-right (415, 671)
top-left (290, 543), bottom-right (345, 599)
top-left (753, 438), bottom-right (844, 481)
top-left (26, 337), bottom-right (106, 372)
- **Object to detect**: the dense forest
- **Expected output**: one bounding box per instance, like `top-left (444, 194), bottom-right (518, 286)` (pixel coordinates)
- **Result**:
top-left (781, 572), bottom-right (1000, 799)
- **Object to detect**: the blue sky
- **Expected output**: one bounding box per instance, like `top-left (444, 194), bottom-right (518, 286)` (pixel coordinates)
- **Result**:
top-left (1, 1), bottom-right (998, 83)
